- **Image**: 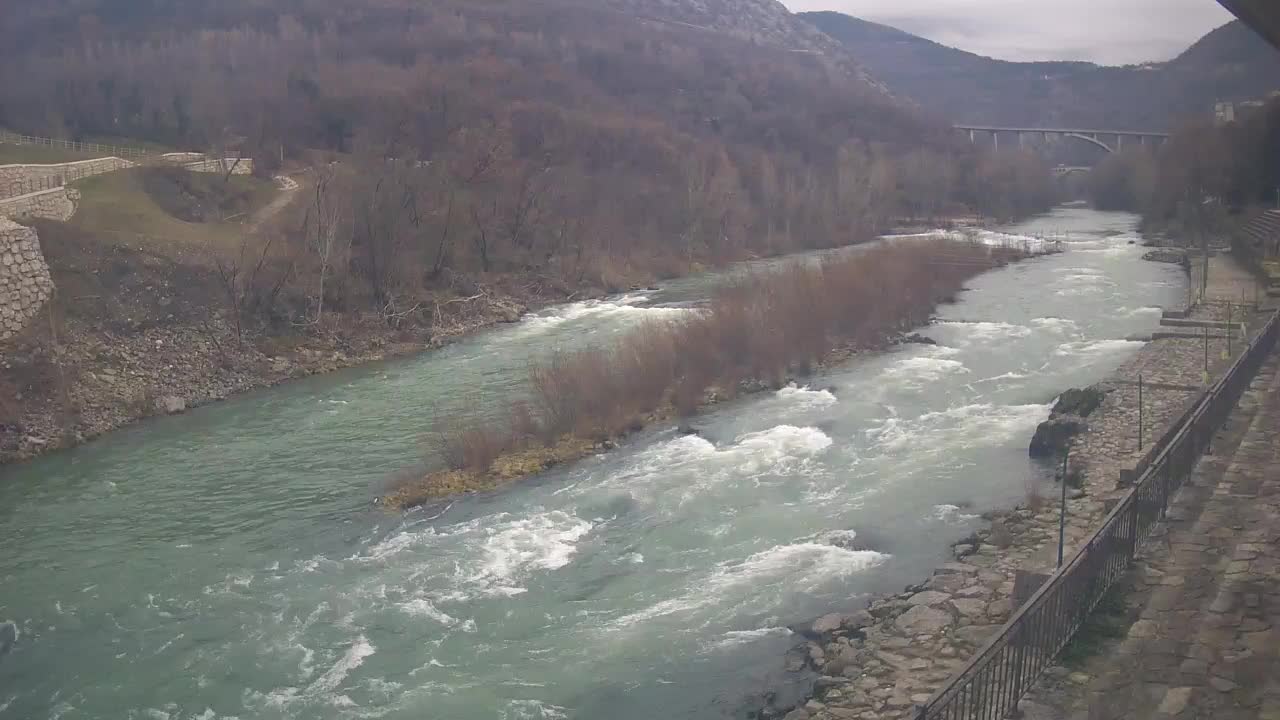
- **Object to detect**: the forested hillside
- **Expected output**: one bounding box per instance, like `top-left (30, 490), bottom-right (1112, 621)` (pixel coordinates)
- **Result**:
top-left (803, 13), bottom-right (1280, 131)
top-left (0, 0), bottom-right (1053, 317)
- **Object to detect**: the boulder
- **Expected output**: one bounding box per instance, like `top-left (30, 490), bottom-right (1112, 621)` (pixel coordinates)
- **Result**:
top-left (950, 598), bottom-right (987, 621)
top-left (796, 610), bottom-right (872, 639)
top-left (906, 591), bottom-right (951, 607)
top-left (1051, 386), bottom-right (1107, 418)
top-left (894, 605), bottom-right (953, 636)
top-left (1028, 416), bottom-right (1085, 459)
top-left (156, 395), bottom-right (187, 415)
top-left (901, 333), bottom-right (937, 346)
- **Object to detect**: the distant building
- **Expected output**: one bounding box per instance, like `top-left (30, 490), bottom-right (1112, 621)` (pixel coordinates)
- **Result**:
top-left (1215, 102), bottom-right (1237, 125)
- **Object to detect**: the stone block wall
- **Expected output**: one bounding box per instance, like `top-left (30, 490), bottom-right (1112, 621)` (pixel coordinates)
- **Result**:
top-left (0, 218), bottom-right (54, 342)
top-left (0, 186), bottom-right (79, 222)
top-left (0, 157), bottom-right (134, 199)
top-left (183, 157), bottom-right (255, 175)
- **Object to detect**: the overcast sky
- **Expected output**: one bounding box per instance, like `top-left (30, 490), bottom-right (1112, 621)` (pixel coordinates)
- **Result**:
top-left (780, 0), bottom-right (1236, 65)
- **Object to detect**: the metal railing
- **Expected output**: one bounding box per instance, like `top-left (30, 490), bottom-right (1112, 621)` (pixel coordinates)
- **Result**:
top-left (0, 130), bottom-right (153, 158)
top-left (0, 159), bottom-right (140, 200)
top-left (916, 307), bottom-right (1280, 720)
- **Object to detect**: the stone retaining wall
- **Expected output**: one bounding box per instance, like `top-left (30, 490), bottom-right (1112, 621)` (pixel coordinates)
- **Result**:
top-left (183, 157), bottom-right (255, 175)
top-left (0, 187), bottom-right (79, 221)
top-left (0, 157), bottom-right (134, 198)
top-left (0, 218), bottom-right (54, 342)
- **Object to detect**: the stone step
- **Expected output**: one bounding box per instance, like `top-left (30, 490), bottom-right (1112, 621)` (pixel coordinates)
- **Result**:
top-left (1151, 331), bottom-right (1231, 340)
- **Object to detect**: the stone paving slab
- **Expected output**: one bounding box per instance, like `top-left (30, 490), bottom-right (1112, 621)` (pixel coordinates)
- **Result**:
top-left (1020, 349), bottom-right (1280, 720)
top-left (785, 303), bottom-right (1275, 720)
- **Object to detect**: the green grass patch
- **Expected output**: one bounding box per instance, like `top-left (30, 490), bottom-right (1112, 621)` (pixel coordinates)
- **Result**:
top-left (0, 143), bottom-right (102, 165)
top-left (1057, 583), bottom-right (1132, 668)
top-left (69, 167), bottom-right (279, 258)
top-left (76, 133), bottom-right (178, 154)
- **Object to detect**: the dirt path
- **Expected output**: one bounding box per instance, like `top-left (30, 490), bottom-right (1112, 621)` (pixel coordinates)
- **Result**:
top-left (244, 174), bottom-right (302, 235)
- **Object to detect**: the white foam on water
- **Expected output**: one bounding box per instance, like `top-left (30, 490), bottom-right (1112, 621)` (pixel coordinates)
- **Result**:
top-left (510, 293), bottom-right (695, 338)
top-left (775, 384), bottom-right (836, 410)
top-left (306, 635), bottom-right (376, 696)
top-left (620, 552), bottom-right (645, 564)
top-left (445, 511), bottom-right (594, 599)
top-left (880, 356), bottom-right (969, 386)
top-left (297, 644), bottom-right (316, 680)
top-left (613, 542), bottom-right (887, 627)
top-left (935, 321), bottom-right (1032, 343)
top-left (397, 598), bottom-right (464, 628)
top-left (732, 426), bottom-right (833, 469)
top-left (503, 700), bottom-right (569, 720)
top-left (867, 403), bottom-right (1052, 455)
top-left (705, 626), bottom-right (793, 651)
top-left (1122, 306), bottom-right (1163, 318)
top-left (884, 228), bottom-right (1051, 252)
top-left (1031, 317), bottom-right (1078, 333)
top-left (358, 527), bottom-right (438, 562)
top-left (807, 528), bottom-right (861, 548)
top-left (932, 504), bottom-right (980, 523)
top-left (601, 425), bottom-right (832, 504)
top-left (1054, 339), bottom-right (1145, 359)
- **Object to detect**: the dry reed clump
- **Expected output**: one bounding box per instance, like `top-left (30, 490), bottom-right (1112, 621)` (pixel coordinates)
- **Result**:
top-left (408, 239), bottom-right (1029, 488)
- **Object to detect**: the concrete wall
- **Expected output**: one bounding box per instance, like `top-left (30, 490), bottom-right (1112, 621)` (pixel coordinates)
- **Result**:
top-left (0, 187), bottom-right (79, 222)
top-left (0, 218), bottom-right (54, 342)
top-left (0, 157), bottom-right (134, 199)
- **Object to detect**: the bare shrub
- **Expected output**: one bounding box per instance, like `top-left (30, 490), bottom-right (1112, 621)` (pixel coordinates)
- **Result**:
top-left (423, 239), bottom-right (1033, 473)
top-left (428, 417), bottom-right (510, 471)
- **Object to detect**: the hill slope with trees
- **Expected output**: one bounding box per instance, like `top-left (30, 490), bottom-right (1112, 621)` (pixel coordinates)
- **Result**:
top-left (802, 12), bottom-right (1280, 130)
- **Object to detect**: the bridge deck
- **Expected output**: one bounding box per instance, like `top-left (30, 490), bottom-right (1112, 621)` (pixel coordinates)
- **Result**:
top-left (954, 125), bottom-right (1170, 137)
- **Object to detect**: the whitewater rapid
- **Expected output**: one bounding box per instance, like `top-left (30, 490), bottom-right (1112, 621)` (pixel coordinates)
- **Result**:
top-left (0, 209), bottom-right (1187, 720)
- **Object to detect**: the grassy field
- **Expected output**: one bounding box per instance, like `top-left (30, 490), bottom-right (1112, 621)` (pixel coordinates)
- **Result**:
top-left (69, 167), bottom-right (281, 262)
top-left (0, 143), bottom-right (103, 165)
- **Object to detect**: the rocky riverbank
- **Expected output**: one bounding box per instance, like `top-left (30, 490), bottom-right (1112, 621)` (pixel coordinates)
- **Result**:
top-left (768, 298), bottom-right (1269, 720)
top-left (0, 286), bottom-right (552, 466)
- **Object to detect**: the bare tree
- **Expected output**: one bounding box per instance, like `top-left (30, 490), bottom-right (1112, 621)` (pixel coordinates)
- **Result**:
top-left (302, 164), bottom-right (348, 324)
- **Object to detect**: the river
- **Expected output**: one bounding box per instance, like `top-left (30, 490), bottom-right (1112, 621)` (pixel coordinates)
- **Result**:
top-left (0, 209), bottom-right (1185, 720)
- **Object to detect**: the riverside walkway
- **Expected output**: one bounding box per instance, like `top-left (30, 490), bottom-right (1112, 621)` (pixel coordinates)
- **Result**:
top-left (1021, 345), bottom-right (1280, 720)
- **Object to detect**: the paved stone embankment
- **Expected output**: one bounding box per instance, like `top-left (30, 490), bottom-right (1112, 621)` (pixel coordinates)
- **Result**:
top-left (0, 217), bottom-right (54, 342)
top-left (779, 264), bottom-right (1271, 720)
top-left (1019, 349), bottom-right (1280, 720)
top-left (0, 186), bottom-right (79, 222)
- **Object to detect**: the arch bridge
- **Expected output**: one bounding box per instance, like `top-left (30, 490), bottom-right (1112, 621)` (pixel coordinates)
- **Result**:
top-left (954, 125), bottom-right (1171, 154)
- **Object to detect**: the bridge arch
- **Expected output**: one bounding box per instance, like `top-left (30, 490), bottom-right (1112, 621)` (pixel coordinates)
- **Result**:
top-left (1063, 132), bottom-right (1114, 154)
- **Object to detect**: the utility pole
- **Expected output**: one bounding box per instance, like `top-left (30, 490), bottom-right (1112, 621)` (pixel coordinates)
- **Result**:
top-left (1058, 444), bottom-right (1070, 569)
top-left (1200, 192), bottom-right (1210, 302)
top-left (1138, 374), bottom-right (1144, 453)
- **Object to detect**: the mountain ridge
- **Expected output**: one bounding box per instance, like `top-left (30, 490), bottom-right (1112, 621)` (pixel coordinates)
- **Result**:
top-left (801, 12), bottom-right (1280, 130)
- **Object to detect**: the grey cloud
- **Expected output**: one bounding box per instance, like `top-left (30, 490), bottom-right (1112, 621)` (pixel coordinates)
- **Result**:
top-left (781, 0), bottom-right (1236, 64)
